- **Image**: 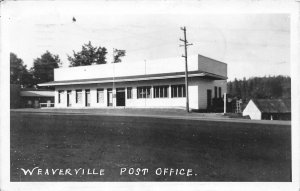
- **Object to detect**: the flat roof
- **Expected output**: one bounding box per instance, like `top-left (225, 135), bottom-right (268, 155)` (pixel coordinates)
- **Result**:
top-left (252, 99), bottom-right (291, 113)
top-left (39, 70), bottom-right (226, 87)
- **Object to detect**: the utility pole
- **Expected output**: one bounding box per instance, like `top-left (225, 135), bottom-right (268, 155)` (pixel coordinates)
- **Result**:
top-left (180, 26), bottom-right (193, 112)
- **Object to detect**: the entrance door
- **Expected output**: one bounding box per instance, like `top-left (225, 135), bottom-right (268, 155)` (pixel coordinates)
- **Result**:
top-left (116, 88), bottom-right (125, 106)
top-left (85, 89), bottom-right (90, 107)
top-left (67, 90), bottom-right (72, 107)
top-left (207, 89), bottom-right (212, 110)
top-left (107, 88), bottom-right (113, 106)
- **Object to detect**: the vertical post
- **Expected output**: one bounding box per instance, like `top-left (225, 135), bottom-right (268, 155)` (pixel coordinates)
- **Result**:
top-left (183, 27), bottom-right (189, 112)
top-left (112, 48), bottom-right (115, 107)
top-left (224, 93), bottom-right (227, 114)
top-left (180, 27), bottom-right (192, 112)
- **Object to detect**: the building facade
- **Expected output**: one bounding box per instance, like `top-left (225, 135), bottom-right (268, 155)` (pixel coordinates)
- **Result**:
top-left (39, 54), bottom-right (227, 110)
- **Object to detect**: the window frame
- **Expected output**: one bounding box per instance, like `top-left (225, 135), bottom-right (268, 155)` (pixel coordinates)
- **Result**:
top-left (97, 88), bottom-right (104, 103)
top-left (171, 84), bottom-right (186, 98)
top-left (76, 89), bottom-right (82, 103)
top-left (127, 87), bottom-right (132, 99)
top-left (137, 86), bottom-right (151, 99)
top-left (153, 85), bottom-right (169, 98)
top-left (58, 90), bottom-right (64, 103)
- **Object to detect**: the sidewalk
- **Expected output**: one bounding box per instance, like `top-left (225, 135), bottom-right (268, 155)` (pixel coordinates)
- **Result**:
top-left (10, 108), bottom-right (291, 125)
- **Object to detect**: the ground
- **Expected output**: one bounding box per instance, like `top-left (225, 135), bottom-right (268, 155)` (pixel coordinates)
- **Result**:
top-left (10, 109), bottom-right (291, 181)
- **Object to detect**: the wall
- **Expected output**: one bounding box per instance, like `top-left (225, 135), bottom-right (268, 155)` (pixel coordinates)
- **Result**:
top-left (52, 54), bottom-right (227, 110)
top-left (55, 55), bottom-right (199, 81)
top-left (54, 54), bottom-right (227, 81)
top-left (242, 100), bottom-right (262, 120)
top-left (197, 55), bottom-right (227, 77)
top-left (54, 77), bottom-right (225, 110)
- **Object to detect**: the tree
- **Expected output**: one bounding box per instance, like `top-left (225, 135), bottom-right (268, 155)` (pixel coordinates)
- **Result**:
top-left (31, 51), bottom-right (61, 85)
top-left (113, 49), bottom-right (126, 63)
top-left (227, 75), bottom-right (291, 100)
top-left (10, 52), bottom-right (33, 87)
top-left (68, 41), bottom-right (107, 67)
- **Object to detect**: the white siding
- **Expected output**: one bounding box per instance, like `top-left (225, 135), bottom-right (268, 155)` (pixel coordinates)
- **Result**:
top-left (198, 55), bottom-right (227, 77)
top-left (51, 54), bottom-right (227, 110)
top-left (55, 55), bottom-right (199, 81)
top-left (54, 54), bottom-right (227, 82)
top-left (242, 100), bottom-right (262, 120)
top-left (54, 77), bottom-right (227, 110)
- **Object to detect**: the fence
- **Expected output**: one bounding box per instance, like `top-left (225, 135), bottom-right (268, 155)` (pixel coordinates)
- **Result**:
top-left (39, 103), bottom-right (55, 108)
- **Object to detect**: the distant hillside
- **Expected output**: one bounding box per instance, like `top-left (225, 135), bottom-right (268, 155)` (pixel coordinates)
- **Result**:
top-left (227, 75), bottom-right (291, 101)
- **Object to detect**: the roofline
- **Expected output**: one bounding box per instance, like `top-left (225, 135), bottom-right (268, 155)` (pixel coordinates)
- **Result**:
top-left (249, 99), bottom-right (262, 112)
top-left (38, 71), bottom-right (227, 87)
top-left (250, 99), bottom-right (291, 113)
top-left (20, 91), bottom-right (55, 97)
top-left (197, 54), bottom-right (227, 65)
top-left (20, 95), bottom-right (54, 97)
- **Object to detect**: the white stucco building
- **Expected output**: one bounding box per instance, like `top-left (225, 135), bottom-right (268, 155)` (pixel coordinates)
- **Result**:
top-left (38, 54), bottom-right (227, 110)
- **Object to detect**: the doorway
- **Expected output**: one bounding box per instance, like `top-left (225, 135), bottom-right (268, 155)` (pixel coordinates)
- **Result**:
top-left (85, 89), bottom-right (90, 107)
top-left (107, 88), bottom-right (113, 107)
top-left (207, 89), bottom-right (212, 110)
top-left (116, 88), bottom-right (125, 106)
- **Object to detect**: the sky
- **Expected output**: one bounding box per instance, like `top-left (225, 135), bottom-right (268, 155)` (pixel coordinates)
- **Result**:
top-left (6, 2), bottom-right (290, 81)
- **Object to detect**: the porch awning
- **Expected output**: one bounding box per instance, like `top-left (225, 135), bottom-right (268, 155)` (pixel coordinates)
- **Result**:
top-left (20, 91), bottom-right (54, 97)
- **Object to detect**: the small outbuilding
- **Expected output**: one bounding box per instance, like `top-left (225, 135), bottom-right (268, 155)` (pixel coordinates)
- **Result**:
top-left (242, 99), bottom-right (291, 120)
top-left (20, 90), bottom-right (55, 108)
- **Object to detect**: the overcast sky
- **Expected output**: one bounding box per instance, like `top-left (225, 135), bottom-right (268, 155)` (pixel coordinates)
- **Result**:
top-left (7, 2), bottom-right (290, 81)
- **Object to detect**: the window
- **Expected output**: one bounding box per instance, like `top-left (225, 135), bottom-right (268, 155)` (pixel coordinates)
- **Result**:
top-left (58, 90), bottom-right (64, 103)
top-left (171, 85), bottom-right (186, 98)
top-left (137, 86), bottom-right (151, 99)
top-left (76, 90), bottom-right (82, 103)
top-left (67, 90), bottom-right (72, 107)
top-left (154, 86), bottom-right (169, 98)
top-left (214, 86), bottom-right (218, 98)
top-left (219, 87), bottom-right (222, 98)
top-left (127, 87), bottom-right (132, 99)
top-left (85, 89), bottom-right (90, 107)
top-left (97, 88), bottom-right (104, 103)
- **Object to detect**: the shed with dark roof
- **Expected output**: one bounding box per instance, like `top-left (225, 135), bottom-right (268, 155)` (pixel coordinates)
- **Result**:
top-left (20, 90), bottom-right (54, 108)
top-left (242, 99), bottom-right (291, 120)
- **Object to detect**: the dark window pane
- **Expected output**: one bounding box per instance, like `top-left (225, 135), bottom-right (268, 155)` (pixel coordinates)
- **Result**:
top-left (178, 86), bottom-right (182, 97)
top-left (159, 87), bottom-right (163, 97)
top-left (214, 86), bottom-right (218, 98)
top-left (174, 86), bottom-right (178, 97)
top-left (127, 87), bottom-right (132, 99)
